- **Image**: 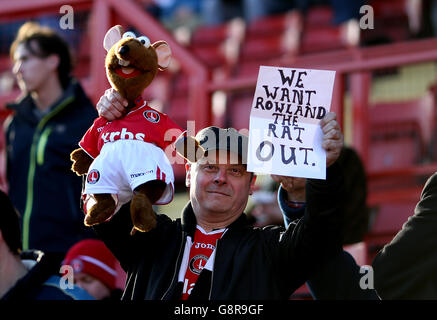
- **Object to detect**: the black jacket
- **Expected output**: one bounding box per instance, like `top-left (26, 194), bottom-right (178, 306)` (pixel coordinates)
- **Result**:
top-left (5, 80), bottom-right (97, 254)
top-left (373, 172), bottom-right (437, 299)
top-left (94, 163), bottom-right (344, 300)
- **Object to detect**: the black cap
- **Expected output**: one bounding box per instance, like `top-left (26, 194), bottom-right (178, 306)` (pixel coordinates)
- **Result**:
top-left (175, 126), bottom-right (248, 164)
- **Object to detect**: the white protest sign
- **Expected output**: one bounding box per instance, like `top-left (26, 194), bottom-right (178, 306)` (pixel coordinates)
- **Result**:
top-left (247, 66), bottom-right (336, 179)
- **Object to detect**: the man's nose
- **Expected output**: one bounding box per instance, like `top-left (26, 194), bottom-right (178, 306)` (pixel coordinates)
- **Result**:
top-left (213, 169), bottom-right (227, 184)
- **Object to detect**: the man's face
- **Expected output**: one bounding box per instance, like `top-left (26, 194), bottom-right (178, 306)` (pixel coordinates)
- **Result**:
top-left (12, 42), bottom-right (55, 94)
top-left (186, 151), bottom-right (255, 218)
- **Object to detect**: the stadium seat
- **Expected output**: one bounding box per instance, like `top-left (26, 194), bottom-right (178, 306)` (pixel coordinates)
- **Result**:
top-left (190, 44), bottom-right (228, 70)
top-left (226, 90), bottom-right (254, 131)
top-left (361, 0), bottom-right (410, 45)
top-left (72, 30), bottom-right (90, 79)
top-left (246, 12), bottom-right (293, 38)
top-left (299, 5), bottom-right (356, 55)
top-left (190, 23), bottom-right (230, 46)
top-left (236, 26), bottom-right (292, 78)
top-left (236, 11), bottom-right (300, 77)
top-left (189, 19), bottom-right (245, 77)
top-left (369, 92), bottom-right (434, 158)
top-left (366, 93), bottom-right (434, 189)
top-left (300, 25), bottom-right (346, 55)
top-left (238, 35), bottom-right (286, 64)
top-left (304, 5), bottom-right (333, 28)
top-left (363, 93), bottom-right (434, 262)
top-left (364, 198), bottom-right (417, 262)
top-left (367, 135), bottom-right (420, 173)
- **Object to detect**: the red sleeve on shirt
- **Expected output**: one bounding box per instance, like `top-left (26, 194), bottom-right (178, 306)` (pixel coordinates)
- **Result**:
top-left (78, 117), bottom-right (105, 159)
top-left (162, 114), bottom-right (184, 149)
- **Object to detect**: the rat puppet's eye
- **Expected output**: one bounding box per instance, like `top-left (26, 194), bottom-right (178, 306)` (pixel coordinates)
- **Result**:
top-left (122, 31), bottom-right (136, 39)
top-left (137, 36), bottom-right (151, 48)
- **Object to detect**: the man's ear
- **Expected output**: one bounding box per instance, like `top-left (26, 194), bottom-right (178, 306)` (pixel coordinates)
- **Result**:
top-left (248, 174), bottom-right (257, 195)
top-left (46, 54), bottom-right (60, 72)
top-left (185, 163), bottom-right (192, 187)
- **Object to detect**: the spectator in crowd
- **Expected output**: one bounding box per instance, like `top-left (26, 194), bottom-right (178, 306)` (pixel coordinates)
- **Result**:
top-left (200, 0), bottom-right (364, 26)
top-left (200, 0), bottom-right (363, 52)
top-left (5, 22), bottom-right (97, 270)
top-left (247, 146), bottom-right (376, 299)
top-left (201, 0), bottom-right (295, 25)
top-left (146, 0), bottom-right (203, 31)
top-left (272, 146), bottom-right (378, 300)
top-left (63, 239), bottom-right (124, 300)
top-left (92, 90), bottom-right (345, 300)
top-left (247, 183), bottom-right (284, 228)
top-left (0, 190), bottom-right (93, 300)
top-left (334, 146), bottom-right (370, 245)
top-left (251, 146), bottom-right (370, 244)
top-left (372, 171), bottom-right (437, 299)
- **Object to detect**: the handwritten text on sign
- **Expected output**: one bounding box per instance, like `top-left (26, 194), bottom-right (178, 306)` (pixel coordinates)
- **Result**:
top-left (247, 66), bottom-right (336, 179)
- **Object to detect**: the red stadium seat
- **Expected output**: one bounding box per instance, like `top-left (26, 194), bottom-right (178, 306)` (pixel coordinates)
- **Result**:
top-left (364, 198), bottom-right (417, 262)
top-left (369, 92), bottom-right (434, 158)
top-left (361, 0), bottom-right (410, 45)
top-left (363, 93), bottom-right (434, 261)
top-left (226, 90), bottom-right (254, 131)
top-left (300, 25), bottom-right (346, 55)
top-left (189, 19), bottom-right (245, 76)
top-left (304, 5), bottom-right (333, 28)
top-left (246, 12), bottom-right (293, 38)
top-left (239, 35), bottom-right (285, 63)
top-left (366, 93), bottom-right (434, 190)
top-left (368, 135), bottom-right (420, 173)
top-left (190, 23), bottom-right (230, 46)
top-left (190, 44), bottom-right (228, 70)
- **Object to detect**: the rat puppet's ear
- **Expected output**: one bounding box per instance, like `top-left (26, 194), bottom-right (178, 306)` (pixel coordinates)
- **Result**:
top-left (103, 25), bottom-right (124, 52)
top-left (152, 41), bottom-right (172, 71)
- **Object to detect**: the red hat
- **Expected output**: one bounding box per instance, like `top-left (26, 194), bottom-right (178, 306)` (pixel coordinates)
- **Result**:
top-left (63, 239), bottom-right (118, 291)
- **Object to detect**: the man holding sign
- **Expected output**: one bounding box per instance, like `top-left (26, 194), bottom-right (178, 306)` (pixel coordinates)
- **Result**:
top-left (248, 66), bottom-right (336, 180)
top-left (91, 85), bottom-right (343, 299)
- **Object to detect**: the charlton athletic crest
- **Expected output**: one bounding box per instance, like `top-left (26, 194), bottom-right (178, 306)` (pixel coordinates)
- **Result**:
top-left (87, 169), bottom-right (100, 184)
top-left (144, 110), bottom-right (160, 123)
top-left (189, 254), bottom-right (208, 275)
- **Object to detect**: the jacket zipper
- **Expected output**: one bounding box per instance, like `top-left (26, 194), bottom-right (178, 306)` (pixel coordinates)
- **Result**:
top-left (36, 127), bottom-right (53, 166)
top-left (161, 231), bottom-right (186, 299)
top-left (22, 96), bottom-right (74, 250)
top-left (209, 238), bottom-right (220, 300)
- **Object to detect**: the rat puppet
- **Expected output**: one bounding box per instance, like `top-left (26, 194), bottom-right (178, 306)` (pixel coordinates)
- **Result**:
top-left (70, 25), bottom-right (182, 235)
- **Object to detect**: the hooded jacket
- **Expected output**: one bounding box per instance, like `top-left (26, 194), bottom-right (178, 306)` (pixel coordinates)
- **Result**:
top-left (94, 163), bottom-right (344, 300)
top-left (1, 250), bottom-right (94, 300)
top-left (5, 80), bottom-right (97, 254)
